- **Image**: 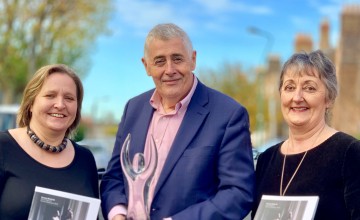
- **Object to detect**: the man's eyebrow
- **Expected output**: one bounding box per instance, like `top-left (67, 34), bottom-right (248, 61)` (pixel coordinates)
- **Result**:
top-left (171, 53), bottom-right (183, 57)
top-left (153, 55), bottom-right (165, 60)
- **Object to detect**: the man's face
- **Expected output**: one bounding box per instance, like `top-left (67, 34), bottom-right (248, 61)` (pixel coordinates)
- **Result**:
top-left (142, 37), bottom-right (196, 107)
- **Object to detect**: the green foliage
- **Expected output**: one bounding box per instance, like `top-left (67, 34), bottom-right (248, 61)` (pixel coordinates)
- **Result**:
top-left (198, 62), bottom-right (262, 132)
top-left (355, 134), bottom-right (360, 140)
top-left (73, 123), bottom-right (87, 142)
top-left (104, 124), bottom-right (119, 136)
top-left (0, 0), bottom-right (113, 104)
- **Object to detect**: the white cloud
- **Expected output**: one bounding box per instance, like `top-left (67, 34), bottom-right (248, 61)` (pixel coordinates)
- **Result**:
top-left (318, 5), bottom-right (341, 21)
top-left (113, 0), bottom-right (272, 37)
top-left (290, 16), bottom-right (312, 30)
top-left (114, 0), bottom-right (195, 33)
top-left (308, 0), bottom-right (341, 21)
top-left (194, 0), bottom-right (273, 15)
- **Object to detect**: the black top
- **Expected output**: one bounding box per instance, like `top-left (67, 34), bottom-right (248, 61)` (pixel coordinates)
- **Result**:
top-left (0, 131), bottom-right (99, 220)
top-left (253, 132), bottom-right (360, 220)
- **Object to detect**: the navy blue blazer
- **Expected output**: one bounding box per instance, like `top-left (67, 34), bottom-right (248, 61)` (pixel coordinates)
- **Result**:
top-left (100, 80), bottom-right (255, 220)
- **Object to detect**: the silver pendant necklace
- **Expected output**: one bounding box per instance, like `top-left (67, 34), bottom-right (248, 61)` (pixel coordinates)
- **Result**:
top-left (280, 126), bottom-right (325, 196)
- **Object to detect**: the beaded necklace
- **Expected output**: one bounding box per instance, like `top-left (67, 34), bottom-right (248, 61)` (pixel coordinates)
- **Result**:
top-left (27, 126), bottom-right (67, 153)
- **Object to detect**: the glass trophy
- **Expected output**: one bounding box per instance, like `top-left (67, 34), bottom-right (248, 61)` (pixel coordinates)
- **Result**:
top-left (120, 133), bottom-right (158, 220)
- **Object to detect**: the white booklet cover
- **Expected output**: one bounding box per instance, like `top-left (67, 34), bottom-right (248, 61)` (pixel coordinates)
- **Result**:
top-left (28, 186), bottom-right (100, 220)
top-left (254, 195), bottom-right (319, 220)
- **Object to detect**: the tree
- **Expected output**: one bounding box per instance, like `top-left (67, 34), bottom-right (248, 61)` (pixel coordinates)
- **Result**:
top-left (0, 0), bottom-right (112, 104)
top-left (198, 62), bottom-right (262, 133)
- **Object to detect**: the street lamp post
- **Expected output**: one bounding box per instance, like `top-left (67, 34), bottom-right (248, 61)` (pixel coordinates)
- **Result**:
top-left (247, 27), bottom-right (274, 64)
top-left (247, 26), bottom-right (274, 146)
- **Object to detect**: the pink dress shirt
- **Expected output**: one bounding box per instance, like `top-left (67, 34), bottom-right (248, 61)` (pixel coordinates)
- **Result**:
top-left (108, 76), bottom-right (198, 220)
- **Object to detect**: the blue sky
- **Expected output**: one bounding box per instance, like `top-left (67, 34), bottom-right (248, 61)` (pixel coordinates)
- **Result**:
top-left (82, 0), bottom-right (359, 122)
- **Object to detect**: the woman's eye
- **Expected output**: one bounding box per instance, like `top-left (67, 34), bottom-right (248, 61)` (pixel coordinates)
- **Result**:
top-left (65, 96), bottom-right (75, 101)
top-left (284, 85), bottom-right (294, 91)
top-left (304, 86), bottom-right (316, 92)
top-left (45, 94), bottom-right (55, 98)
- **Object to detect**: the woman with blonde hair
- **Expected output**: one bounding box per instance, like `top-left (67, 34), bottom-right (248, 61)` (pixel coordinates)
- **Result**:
top-left (0, 64), bottom-right (99, 219)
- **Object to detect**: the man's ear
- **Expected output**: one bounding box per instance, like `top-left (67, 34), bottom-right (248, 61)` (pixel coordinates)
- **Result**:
top-left (141, 57), bottom-right (151, 76)
top-left (191, 50), bottom-right (197, 71)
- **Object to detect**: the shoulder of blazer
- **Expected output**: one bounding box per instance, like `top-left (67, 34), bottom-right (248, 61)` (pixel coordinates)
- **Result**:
top-left (194, 80), bottom-right (242, 109)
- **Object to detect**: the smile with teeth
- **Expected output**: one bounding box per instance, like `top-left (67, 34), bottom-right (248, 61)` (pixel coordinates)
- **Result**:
top-left (50, 113), bottom-right (65, 118)
top-left (291, 107), bottom-right (308, 111)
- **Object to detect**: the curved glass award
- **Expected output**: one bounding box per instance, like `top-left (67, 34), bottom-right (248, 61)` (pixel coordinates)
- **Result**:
top-left (120, 133), bottom-right (158, 220)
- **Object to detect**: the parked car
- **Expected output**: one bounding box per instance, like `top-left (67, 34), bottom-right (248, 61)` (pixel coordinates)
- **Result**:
top-left (252, 148), bottom-right (260, 161)
top-left (0, 104), bottom-right (19, 131)
top-left (253, 137), bottom-right (284, 167)
top-left (255, 137), bottom-right (283, 153)
top-left (77, 138), bottom-right (113, 171)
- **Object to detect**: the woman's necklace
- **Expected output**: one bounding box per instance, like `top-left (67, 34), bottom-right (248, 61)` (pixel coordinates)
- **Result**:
top-left (27, 126), bottom-right (67, 153)
top-left (280, 126), bottom-right (325, 196)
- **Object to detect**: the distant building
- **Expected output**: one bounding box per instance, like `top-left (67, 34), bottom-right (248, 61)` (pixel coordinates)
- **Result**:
top-left (264, 55), bottom-right (282, 138)
top-left (320, 18), bottom-right (330, 51)
top-left (294, 33), bottom-right (313, 53)
top-left (332, 5), bottom-right (360, 136)
top-left (320, 18), bottom-right (336, 62)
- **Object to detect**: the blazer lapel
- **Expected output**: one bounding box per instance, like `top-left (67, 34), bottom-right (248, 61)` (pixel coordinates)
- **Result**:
top-left (153, 82), bottom-right (209, 196)
top-left (129, 98), bottom-right (154, 157)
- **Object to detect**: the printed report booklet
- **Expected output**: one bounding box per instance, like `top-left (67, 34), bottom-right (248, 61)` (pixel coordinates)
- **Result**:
top-left (28, 186), bottom-right (100, 220)
top-left (254, 195), bottom-right (319, 220)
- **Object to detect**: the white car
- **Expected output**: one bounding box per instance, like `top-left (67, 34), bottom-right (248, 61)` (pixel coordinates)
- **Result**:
top-left (77, 138), bottom-right (113, 170)
top-left (0, 104), bottom-right (19, 131)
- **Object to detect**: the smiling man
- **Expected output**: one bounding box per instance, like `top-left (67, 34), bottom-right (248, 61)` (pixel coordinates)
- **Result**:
top-left (100, 23), bottom-right (255, 220)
